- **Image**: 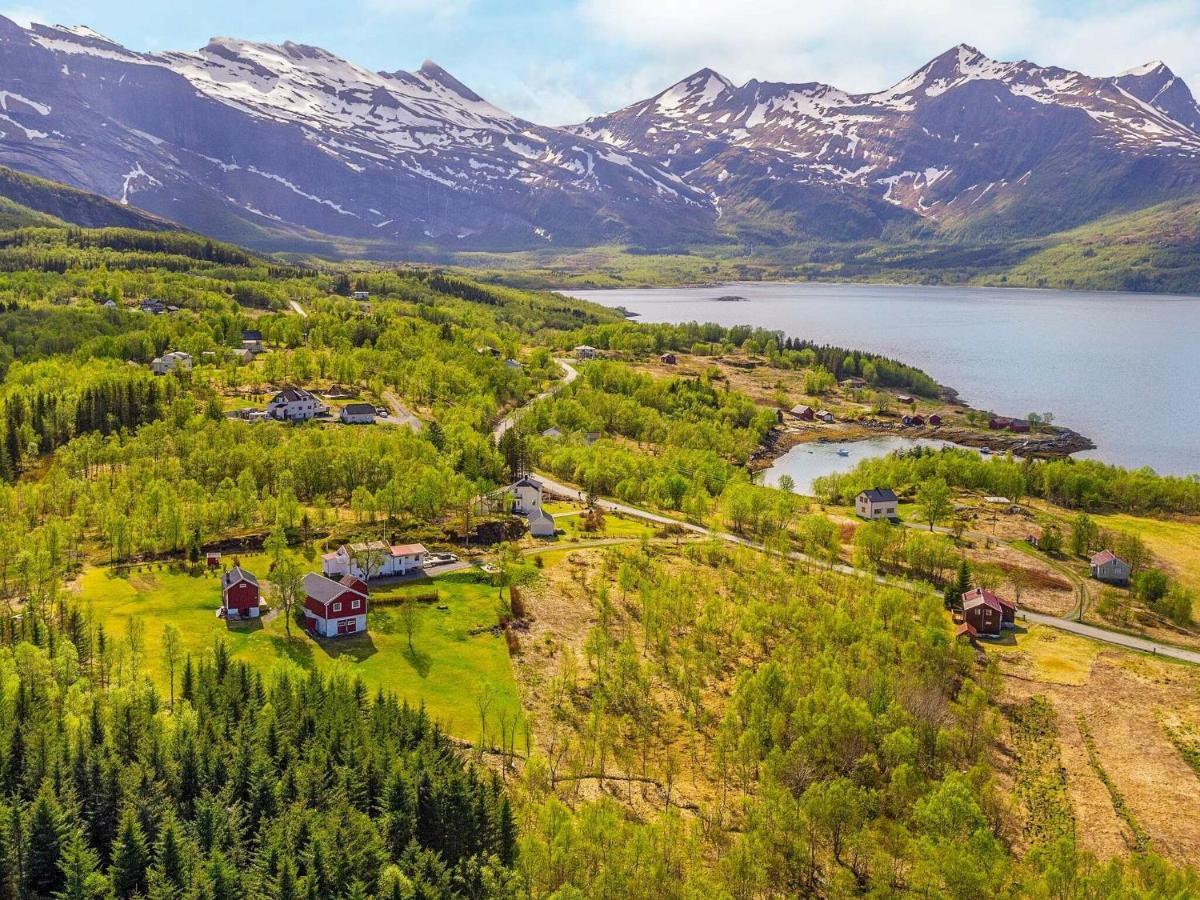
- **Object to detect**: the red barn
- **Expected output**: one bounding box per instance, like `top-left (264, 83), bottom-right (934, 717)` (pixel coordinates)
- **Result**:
top-left (303, 572), bottom-right (368, 637)
top-left (206, 551), bottom-right (222, 569)
top-left (928, 414), bottom-right (942, 426)
top-left (221, 567), bottom-right (261, 620)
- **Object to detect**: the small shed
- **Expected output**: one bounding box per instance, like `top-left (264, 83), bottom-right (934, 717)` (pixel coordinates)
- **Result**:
top-left (897, 395), bottom-right (915, 405)
top-left (659, 352), bottom-right (677, 365)
top-left (791, 405), bottom-right (815, 421)
top-left (815, 410), bottom-right (834, 423)
top-left (206, 551), bottom-right (222, 569)
top-left (928, 414), bottom-right (942, 426)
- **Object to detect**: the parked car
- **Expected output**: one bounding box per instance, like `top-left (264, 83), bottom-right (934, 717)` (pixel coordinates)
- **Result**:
top-left (427, 552), bottom-right (459, 565)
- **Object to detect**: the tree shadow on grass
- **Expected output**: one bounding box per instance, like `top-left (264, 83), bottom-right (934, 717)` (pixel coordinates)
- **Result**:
top-left (402, 644), bottom-right (431, 678)
top-left (269, 633), bottom-right (316, 670)
top-left (314, 632), bottom-right (379, 662)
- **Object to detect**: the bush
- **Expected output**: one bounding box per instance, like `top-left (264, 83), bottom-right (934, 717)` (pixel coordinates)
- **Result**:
top-left (1133, 569), bottom-right (1169, 604)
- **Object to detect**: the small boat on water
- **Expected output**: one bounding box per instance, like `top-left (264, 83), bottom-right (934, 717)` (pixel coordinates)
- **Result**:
top-left (836, 448), bottom-right (850, 457)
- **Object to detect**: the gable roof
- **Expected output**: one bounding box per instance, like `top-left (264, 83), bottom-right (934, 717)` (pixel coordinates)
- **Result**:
top-left (272, 386), bottom-right (313, 404)
top-left (956, 622), bottom-right (977, 638)
top-left (962, 587), bottom-right (1013, 613)
top-left (303, 572), bottom-right (364, 605)
top-left (342, 403), bottom-right (376, 415)
top-left (859, 487), bottom-right (898, 503)
top-left (1090, 549), bottom-right (1126, 567)
top-left (512, 477), bottom-right (542, 490)
top-left (241, 329), bottom-right (263, 340)
top-left (389, 543), bottom-right (427, 557)
top-left (222, 566), bottom-right (258, 589)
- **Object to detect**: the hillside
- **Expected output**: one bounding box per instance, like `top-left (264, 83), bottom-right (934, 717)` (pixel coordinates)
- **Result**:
top-left (0, 164), bottom-right (179, 231)
top-left (0, 224), bottom-right (1196, 893)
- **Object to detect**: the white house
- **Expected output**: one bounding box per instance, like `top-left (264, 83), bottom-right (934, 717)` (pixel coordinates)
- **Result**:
top-left (1090, 550), bottom-right (1132, 585)
top-left (352, 290), bottom-right (370, 300)
top-left (573, 345), bottom-right (599, 360)
top-left (321, 541), bottom-right (427, 580)
top-left (150, 351), bottom-right (192, 375)
top-left (340, 403), bottom-right (376, 425)
top-left (241, 330), bottom-right (264, 353)
top-left (268, 386), bottom-right (317, 421)
top-left (509, 477), bottom-right (544, 515)
top-left (856, 488), bottom-right (899, 520)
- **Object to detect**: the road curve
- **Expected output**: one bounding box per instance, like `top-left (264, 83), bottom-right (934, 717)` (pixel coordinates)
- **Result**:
top-left (492, 358), bottom-right (578, 440)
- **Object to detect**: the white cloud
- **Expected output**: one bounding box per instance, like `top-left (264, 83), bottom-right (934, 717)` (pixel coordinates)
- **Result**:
top-left (577, 0), bottom-right (1200, 101)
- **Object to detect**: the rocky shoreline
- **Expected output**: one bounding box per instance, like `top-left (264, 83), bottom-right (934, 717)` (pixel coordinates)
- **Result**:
top-left (748, 418), bottom-right (1095, 471)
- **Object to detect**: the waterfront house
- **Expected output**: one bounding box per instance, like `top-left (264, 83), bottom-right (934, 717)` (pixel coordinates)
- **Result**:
top-left (815, 410), bottom-right (834, 423)
top-left (791, 405), bottom-right (815, 421)
top-left (856, 488), bottom-right (899, 520)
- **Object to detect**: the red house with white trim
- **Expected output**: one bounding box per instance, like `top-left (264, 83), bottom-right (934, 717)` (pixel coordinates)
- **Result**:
top-left (302, 572), bottom-right (368, 637)
top-left (961, 587), bottom-right (1016, 636)
top-left (221, 567), bottom-right (261, 620)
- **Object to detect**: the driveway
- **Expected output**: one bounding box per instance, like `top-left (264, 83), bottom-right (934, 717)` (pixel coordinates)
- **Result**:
top-left (492, 359), bottom-right (578, 440)
top-left (381, 390), bottom-right (422, 431)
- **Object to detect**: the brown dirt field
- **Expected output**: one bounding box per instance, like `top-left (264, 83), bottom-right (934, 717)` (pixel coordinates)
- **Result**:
top-left (964, 543), bottom-right (1077, 617)
top-left (994, 631), bottom-right (1200, 867)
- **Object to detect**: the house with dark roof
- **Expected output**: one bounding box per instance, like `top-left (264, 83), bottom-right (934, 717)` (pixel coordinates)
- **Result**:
top-left (340, 403), bottom-right (376, 425)
top-left (791, 405), bottom-right (815, 421)
top-left (268, 386), bottom-right (317, 421)
top-left (1090, 550), bottom-right (1131, 585)
top-left (510, 477), bottom-right (544, 515)
top-left (962, 587), bottom-right (1016, 636)
top-left (303, 572), bottom-right (368, 637)
top-left (221, 567), bottom-right (261, 620)
top-left (241, 329), bottom-right (264, 353)
top-left (856, 488), bottom-right (899, 520)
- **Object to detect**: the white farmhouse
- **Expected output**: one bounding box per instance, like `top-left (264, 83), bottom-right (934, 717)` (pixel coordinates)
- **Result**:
top-left (321, 541), bottom-right (427, 580)
top-left (150, 351), bottom-right (192, 375)
top-left (268, 386), bottom-right (317, 421)
top-left (510, 477), bottom-right (544, 515)
top-left (856, 488), bottom-right (899, 520)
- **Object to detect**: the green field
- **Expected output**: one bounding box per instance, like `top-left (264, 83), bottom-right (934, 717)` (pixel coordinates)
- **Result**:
top-left (1092, 513), bottom-right (1200, 588)
top-left (78, 556), bottom-right (521, 740)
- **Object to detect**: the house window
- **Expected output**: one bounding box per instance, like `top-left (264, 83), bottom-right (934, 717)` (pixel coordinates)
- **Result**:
top-left (351, 599), bottom-right (359, 610)
top-left (333, 602), bottom-right (342, 613)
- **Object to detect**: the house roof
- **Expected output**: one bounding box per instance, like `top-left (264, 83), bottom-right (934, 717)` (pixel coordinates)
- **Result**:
top-left (242, 329), bottom-right (263, 340)
top-left (272, 386), bottom-right (313, 404)
top-left (962, 587), bottom-right (1014, 613)
top-left (347, 540), bottom-right (390, 554)
top-left (303, 572), bottom-right (363, 605)
top-left (339, 574), bottom-right (369, 592)
top-left (791, 405), bottom-right (813, 415)
top-left (390, 543), bottom-right (427, 557)
top-left (542, 427), bottom-right (562, 437)
top-left (223, 566), bottom-right (258, 589)
top-left (859, 487), bottom-right (898, 503)
top-left (956, 622), bottom-right (977, 637)
top-left (512, 477), bottom-right (543, 490)
top-left (342, 403), bottom-right (376, 415)
top-left (1090, 550), bottom-right (1126, 567)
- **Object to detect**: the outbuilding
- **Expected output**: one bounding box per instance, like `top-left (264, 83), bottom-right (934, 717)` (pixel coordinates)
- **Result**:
top-left (659, 352), bottom-right (677, 365)
top-left (791, 405), bottom-right (815, 421)
top-left (221, 567), bottom-right (262, 620)
top-left (340, 403), bottom-right (377, 425)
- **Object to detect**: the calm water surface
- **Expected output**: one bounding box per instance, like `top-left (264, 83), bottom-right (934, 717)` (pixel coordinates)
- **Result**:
top-left (567, 282), bottom-right (1200, 477)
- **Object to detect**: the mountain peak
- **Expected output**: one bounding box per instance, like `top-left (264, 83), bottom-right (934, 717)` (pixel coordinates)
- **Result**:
top-left (417, 59), bottom-right (485, 102)
top-left (1120, 60), bottom-right (1171, 78)
top-left (651, 67), bottom-right (734, 114)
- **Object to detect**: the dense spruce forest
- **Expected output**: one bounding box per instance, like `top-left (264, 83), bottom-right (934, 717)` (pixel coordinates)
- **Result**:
top-left (0, 222), bottom-right (1197, 897)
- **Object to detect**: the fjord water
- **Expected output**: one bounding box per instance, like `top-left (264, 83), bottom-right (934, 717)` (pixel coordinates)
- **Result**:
top-left (567, 282), bottom-right (1200, 476)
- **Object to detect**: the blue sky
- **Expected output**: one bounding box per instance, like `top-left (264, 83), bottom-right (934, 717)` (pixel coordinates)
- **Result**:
top-left (4, 0), bottom-right (1199, 124)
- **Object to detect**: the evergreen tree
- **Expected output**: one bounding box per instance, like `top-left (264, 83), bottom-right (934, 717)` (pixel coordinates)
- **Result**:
top-left (109, 806), bottom-right (149, 899)
top-left (54, 829), bottom-right (107, 900)
top-left (26, 784), bottom-right (67, 897)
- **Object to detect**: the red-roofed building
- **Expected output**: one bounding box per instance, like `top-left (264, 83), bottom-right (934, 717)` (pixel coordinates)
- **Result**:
top-left (962, 587), bottom-right (1016, 636)
top-left (321, 541), bottom-right (427, 579)
top-left (955, 621), bottom-right (977, 642)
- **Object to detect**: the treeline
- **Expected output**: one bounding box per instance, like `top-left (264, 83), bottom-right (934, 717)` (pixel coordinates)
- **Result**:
top-left (0, 367), bottom-right (176, 482)
top-left (814, 446), bottom-right (1200, 516)
top-left (0, 604), bottom-right (516, 898)
top-left (569, 320), bottom-right (941, 396)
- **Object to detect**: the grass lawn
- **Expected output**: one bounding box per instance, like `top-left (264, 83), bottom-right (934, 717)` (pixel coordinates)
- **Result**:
top-left (78, 558), bottom-right (521, 740)
top-left (989, 624), bottom-right (1102, 685)
top-left (1093, 513), bottom-right (1200, 588)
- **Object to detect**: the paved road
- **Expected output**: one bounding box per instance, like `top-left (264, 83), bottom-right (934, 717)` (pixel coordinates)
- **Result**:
top-left (381, 390), bottom-right (422, 431)
top-left (1020, 610), bottom-right (1200, 664)
top-left (492, 359), bottom-right (578, 440)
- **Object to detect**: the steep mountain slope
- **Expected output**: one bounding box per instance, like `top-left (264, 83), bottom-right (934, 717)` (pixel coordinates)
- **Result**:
top-left (574, 46), bottom-right (1200, 242)
top-left (0, 164), bottom-right (177, 230)
top-left (0, 18), bottom-right (715, 250)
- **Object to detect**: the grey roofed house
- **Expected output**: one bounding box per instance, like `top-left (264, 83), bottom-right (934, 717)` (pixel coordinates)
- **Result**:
top-left (342, 402), bottom-right (376, 415)
top-left (511, 476), bottom-right (543, 490)
top-left (542, 427), bottom-right (563, 438)
top-left (222, 566), bottom-right (258, 588)
top-left (860, 488), bottom-right (898, 503)
top-left (303, 572), bottom-right (364, 604)
top-left (242, 329), bottom-right (263, 341)
top-left (273, 386), bottom-right (313, 403)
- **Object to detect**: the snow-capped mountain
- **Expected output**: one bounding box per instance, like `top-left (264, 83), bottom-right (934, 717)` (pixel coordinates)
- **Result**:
top-left (574, 45), bottom-right (1200, 241)
top-left (0, 21), bottom-right (1197, 251)
top-left (0, 18), bottom-right (713, 249)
